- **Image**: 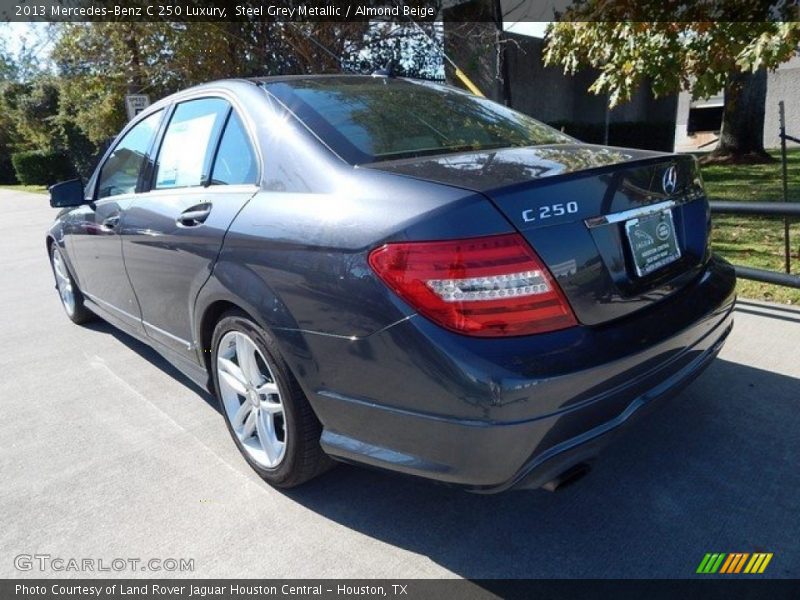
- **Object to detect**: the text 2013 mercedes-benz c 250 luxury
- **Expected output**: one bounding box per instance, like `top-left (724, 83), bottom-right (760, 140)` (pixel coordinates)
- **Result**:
top-left (47, 76), bottom-right (735, 491)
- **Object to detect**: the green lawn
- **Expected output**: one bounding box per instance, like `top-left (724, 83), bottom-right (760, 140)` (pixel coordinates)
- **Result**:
top-left (0, 184), bottom-right (48, 194)
top-left (701, 148), bottom-right (800, 304)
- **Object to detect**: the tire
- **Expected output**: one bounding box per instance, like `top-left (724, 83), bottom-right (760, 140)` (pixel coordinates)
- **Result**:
top-left (211, 310), bottom-right (333, 487)
top-left (49, 244), bottom-right (94, 325)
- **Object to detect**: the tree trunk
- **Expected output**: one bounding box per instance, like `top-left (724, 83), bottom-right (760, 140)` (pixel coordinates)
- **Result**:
top-left (125, 25), bottom-right (143, 95)
top-left (704, 68), bottom-right (774, 164)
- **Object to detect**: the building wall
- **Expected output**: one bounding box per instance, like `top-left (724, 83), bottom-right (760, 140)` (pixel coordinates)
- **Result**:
top-left (443, 22), bottom-right (679, 149)
top-left (674, 55), bottom-right (800, 152)
top-left (491, 34), bottom-right (675, 142)
top-left (764, 55), bottom-right (800, 149)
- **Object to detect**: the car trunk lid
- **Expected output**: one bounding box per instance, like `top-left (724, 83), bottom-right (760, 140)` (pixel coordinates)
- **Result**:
top-left (366, 144), bottom-right (710, 326)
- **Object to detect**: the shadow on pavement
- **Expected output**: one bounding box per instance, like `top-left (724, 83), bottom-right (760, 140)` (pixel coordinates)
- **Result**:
top-left (81, 318), bottom-right (218, 410)
top-left (79, 314), bottom-right (799, 578)
top-left (282, 359), bottom-right (799, 579)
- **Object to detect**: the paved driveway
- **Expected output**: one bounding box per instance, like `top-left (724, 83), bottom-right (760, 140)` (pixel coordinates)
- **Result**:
top-left (1, 188), bottom-right (798, 579)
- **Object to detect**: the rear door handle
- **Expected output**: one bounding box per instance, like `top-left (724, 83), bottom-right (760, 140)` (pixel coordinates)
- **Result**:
top-left (177, 203), bottom-right (212, 227)
top-left (101, 214), bottom-right (120, 230)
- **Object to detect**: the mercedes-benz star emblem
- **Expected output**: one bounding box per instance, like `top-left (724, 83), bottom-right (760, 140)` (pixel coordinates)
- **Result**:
top-left (662, 165), bottom-right (678, 195)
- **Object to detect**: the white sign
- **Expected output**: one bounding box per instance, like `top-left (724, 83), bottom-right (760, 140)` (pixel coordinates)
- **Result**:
top-left (125, 94), bottom-right (151, 121)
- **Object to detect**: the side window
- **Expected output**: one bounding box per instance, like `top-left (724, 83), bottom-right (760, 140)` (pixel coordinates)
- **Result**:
top-left (210, 112), bottom-right (258, 186)
top-left (154, 98), bottom-right (228, 189)
top-left (97, 110), bottom-right (162, 199)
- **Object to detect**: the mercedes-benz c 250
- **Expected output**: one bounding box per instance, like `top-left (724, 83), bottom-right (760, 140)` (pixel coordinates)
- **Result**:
top-left (46, 76), bottom-right (735, 491)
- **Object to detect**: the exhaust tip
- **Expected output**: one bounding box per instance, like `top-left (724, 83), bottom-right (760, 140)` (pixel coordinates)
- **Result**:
top-left (542, 462), bottom-right (592, 492)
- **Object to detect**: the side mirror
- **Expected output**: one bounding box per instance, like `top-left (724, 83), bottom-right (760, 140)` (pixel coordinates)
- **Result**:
top-left (49, 179), bottom-right (86, 208)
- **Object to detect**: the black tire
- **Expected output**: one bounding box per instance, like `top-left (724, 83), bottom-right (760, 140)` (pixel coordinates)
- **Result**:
top-left (210, 310), bottom-right (333, 487)
top-left (49, 244), bottom-right (94, 325)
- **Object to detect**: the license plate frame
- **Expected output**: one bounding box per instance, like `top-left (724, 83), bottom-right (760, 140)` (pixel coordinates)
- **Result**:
top-left (624, 209), bottom-right (681, 277)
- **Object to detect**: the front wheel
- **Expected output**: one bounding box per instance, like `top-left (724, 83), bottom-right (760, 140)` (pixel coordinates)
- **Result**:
top-left (211, 311), bottom-right (333, 487)
top-left (49, 244), bottom-right (94, 325)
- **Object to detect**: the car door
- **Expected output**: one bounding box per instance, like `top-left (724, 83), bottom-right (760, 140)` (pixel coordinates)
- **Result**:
top-left (68, 109), bottom-right (164, 333)
top-left (121, 97), bottom-right (260, 363)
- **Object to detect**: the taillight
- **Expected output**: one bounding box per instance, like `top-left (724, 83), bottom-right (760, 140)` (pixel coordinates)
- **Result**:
top-left (368, 233), bottom-right (577, 337)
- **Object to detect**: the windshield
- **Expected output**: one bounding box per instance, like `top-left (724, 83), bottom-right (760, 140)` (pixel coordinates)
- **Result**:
top-left (264, 77), bottom-right (572, 164)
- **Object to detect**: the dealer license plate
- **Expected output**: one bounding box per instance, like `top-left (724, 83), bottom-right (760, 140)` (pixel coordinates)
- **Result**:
top-left (624, 209), bottom-right (681, 277)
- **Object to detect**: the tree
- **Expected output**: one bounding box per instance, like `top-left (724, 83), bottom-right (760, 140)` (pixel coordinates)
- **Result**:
top-left (544, 16), bottom-right (800, 163)
top-left (342, 22), bottom-right (443, 79)
top-left (0, 39), bottom-right (18, 83)
top-left (0, 39), bottom-right (18, 182)
top-left (51, 20), bottom-right (442, 147)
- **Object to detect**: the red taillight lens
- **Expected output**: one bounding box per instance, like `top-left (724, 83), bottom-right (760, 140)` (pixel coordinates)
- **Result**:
top-left (368, 233), bottom-right (577, 337)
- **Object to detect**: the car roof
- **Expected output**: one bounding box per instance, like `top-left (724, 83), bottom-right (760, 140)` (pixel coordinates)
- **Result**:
top-left (191, 73), bottom-right (448, 92)
top-left (144, 74), bottom-right (454, 112)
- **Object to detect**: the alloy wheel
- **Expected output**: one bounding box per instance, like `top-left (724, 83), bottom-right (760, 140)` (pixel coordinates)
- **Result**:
top-left (52, 248), bottom-right (76, 316)
top-left (216, 331), bottom-right (287, 468)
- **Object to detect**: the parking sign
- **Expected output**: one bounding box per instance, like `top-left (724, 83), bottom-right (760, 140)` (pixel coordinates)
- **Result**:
top-left (125, 94), bottom-right (151, 120)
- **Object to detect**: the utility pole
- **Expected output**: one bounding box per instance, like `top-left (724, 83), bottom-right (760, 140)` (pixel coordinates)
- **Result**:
top-left (492, 0), bottom-right (511, 106)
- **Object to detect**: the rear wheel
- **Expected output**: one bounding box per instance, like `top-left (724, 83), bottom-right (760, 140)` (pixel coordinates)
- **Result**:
top-left (49, 244), bottom-right (94, 325)
top-left (211, 311), bottom-right (332, 487)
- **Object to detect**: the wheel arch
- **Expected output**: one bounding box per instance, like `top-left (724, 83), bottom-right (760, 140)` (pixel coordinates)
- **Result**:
top-left (45, 234), bottom-right (78, 283)
top-left (194, 289), bottom-right (320, 417)
top-left (197, 299), bottom-right (245, 374)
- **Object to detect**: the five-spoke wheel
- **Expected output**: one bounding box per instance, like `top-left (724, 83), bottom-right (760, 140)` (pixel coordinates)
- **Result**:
top-left (52, 246), bottom-right (75, 316)
top-left (49, 244), bottom-right (93, 324)
top-left (217, 331), bottom-right (287, 468)
top-left (211, 311), bottom-right (331, 487)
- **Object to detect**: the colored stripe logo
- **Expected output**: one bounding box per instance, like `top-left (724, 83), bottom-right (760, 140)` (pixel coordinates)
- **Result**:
top-left (697, 553), bottom-right (773, 574)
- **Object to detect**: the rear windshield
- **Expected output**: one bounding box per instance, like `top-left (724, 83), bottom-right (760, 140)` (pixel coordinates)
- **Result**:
top-left (264, 78), bottom-right (571, 164)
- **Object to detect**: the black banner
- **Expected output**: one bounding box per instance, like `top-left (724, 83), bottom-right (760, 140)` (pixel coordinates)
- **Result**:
top-left (4, 579), bottom-right (800, 600)
top-left (1, 0), bottom-right (799, 22)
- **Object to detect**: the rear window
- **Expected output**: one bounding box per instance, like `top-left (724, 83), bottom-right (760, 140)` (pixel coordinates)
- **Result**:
top-left (265, 78), bottom-right (571, 164)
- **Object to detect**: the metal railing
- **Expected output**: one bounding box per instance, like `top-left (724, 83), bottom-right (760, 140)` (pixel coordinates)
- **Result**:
top-left (709, 200), bottom-right (800, 289)
top-left (706, 100), bottom-right (798, 290)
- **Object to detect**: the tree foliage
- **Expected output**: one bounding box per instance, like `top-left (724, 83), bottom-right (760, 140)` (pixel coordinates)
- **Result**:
top-left (51, 21), bottom-right (443, 146)
top-left (544, 20), bottom-right (800, 107)
top-left (0, 39), bottom-right (18, 83)
top-left (544, 8), bottom-right (800, 162)
top-left (0, 20), bottom-right (444, 179)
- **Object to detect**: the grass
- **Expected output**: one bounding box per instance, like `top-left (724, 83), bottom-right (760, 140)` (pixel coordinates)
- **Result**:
top-left (0, 184), bottom-right (47, 194)
top-left (701, 148), bottom-right (800, 304)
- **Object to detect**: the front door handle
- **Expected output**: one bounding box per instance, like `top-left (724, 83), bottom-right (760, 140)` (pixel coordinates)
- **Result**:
top-left (177, 203), bottom-right (212, 227)
top-left (101, 214), bottom-right (120, 230)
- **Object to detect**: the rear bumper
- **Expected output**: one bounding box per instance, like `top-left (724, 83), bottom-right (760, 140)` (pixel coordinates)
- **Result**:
top-left (289, 255), bottom-right (736, 491)
top-left (484, 316), bottom-right (731, 491)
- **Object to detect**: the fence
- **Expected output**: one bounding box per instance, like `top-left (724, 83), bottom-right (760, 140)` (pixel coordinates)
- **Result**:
top-left (708, 100), bottom-right (798, 290)
top-left (709, 201), bottom-right (800, 289)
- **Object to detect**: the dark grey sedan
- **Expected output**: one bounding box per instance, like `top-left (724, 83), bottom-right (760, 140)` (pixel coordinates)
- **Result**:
top-left (47, 76), bottom-right (735, 491)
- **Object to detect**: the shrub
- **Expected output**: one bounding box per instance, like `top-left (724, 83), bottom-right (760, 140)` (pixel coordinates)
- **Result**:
top-left (0, 156), bottom-right (16, 184)
top-left (0, 137), bottom-right (16, 184)
top-left (11, 150), bottom-right (76, 186)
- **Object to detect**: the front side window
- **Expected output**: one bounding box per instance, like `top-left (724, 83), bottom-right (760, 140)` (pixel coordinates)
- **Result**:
top-left (210, 112), bottom-right (258, 186)
top-left (97, 110), bottom-right (163, 199)
top-left (155, 98), bottom-right (228, 189)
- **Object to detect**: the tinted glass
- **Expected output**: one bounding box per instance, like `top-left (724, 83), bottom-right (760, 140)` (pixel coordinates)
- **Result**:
top-left (210, 112), bottom-right (258, 185)
top-left (97, 110), bottom-right (162, 199)
top-left (155, 98), bottom-right (228, 189)
top-left (266, 78), bottom-right (571, 164)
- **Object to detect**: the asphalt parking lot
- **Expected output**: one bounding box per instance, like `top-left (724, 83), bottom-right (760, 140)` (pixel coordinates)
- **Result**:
top-left (1, 188), bottom-right (798, 579)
